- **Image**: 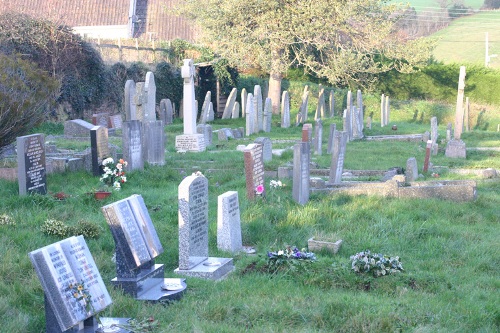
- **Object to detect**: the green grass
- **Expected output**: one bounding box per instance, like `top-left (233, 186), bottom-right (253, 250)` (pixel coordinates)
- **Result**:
top-left (0, 100), bottom-right (499, 332)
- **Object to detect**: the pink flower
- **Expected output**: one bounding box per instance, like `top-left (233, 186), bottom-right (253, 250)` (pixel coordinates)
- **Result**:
top-left (256, 184), bottom-right (265, 195)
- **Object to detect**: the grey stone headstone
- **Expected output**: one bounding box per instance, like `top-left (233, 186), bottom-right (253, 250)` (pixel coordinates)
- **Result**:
top-left (222, 88), bottom-right (237, 119)
top-left (430, 116), bottom-right (438, 144)
top-left (314, 119), bottom-right (323, 155)
top-left (246, 93), bottom-right (255, 136)
top-left (92, 112), bottom-right (110, 128)
top-left (143, 121), bottom-right (165, 166)
top-left (90, 126), bottom-right (110, 176)
top-left (281, 91), bottom-right (290, 128)
top-left (217, 191), bottom-right (243, 253)
top-left (406, 157), bottom-right (419, 182)
top-left (344, 105), bottom-right (352, 141)
top-left (300, 86), bottom-right (309, 121)
top-left (125, 80), bottom-right (137, 121)
top-left (199, 92), bottom-right (212, 124)
top-left (329, 131), bottom-right (348, 184)
top-left (445, 139), bottom-right (467, 158)
top-left (366, 116), bottom-right (372, 130)
top-left (144, 72), bottom-right (156, 122)
top-left (357, 89), bottom-right (364, 131)
top-left (218, 128), bottom-right (234, 141)
top-left (241, 88), bottom-right (247, 118)
top-left (292, 142), bottom-right (310, 205)
top-left (17, 133), bottom-right (47, 195)
top-left (67, 158), bottom-right (84, 172)
top-left (263, 97), bottom-right (272, 133)
top-left (108, 115), bottom-right (123, 129)
top-left (254, 137), bottom-right (272, 162)
top-left (315, 85), bottom-right (325, 120)
top-left (231, 128), bottom-right (242, 139)
top-left (134, 82), bottom-right (147, 121)
top-left (160, 98), bottom-right (174, 125)
top-left (197, 124), bottom-right (213, 147)
top-left (327, 123), bottom-right (336, 154)
top-left (243, 143), bottom-right (264, 199)
top-left (64, 119), bottom-right (94, 138)
top-left (254, 85), bottom-right (263, 132)
top-left (329, 90), bottom-right (335, 117)
top-left (178, 174), bottom-right (209, 270)
top-left (122, 120), bottom-right (143, 171)
top-left (380, 94), bottom-right (386, 127)
top-left (231, 101), bottom-right (240, 119)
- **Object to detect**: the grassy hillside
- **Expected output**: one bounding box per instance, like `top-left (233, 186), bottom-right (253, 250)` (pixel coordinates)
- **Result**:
top-left (390, 0), bottom-right (484, 10)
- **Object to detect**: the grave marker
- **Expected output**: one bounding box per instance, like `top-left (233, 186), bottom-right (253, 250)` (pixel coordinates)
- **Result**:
top-left (281, 91), bottom-right (291, 128)
top-left (122, 120), bottom-right (144, 171)
top-left (292, 142), bottom-right (310, 205)
top-left (329, 90), bottom-right (335, 117)
top-left (222, 88), bottom-right (237, 119)
top-left (243, 143), bottom-right (265, 199)
top-left (245, 93), bottom-right (255, 136)
top-left (217, 191), bottom-right (243, 253)
top-left (329, 131), bottom-right (348, 184)
top-left (254, 137), bottom-right (272, 162)
top-left (17, 133), bottom-right (46, 195)
top-left (125, 80), bottom-right (137, 121)
top-left (144, 72), bottom-right (156, 122)
top-left (445, 66), bottom-right (467, 158)
top-left (314, 119), bottom-right (323, 155)
top-left (143, 121), bottom-right (165, 165)
top-left (254, 85), bottom-right (263, 132)
top-left (327, 123), bottom-right (336, 154)
top-left (92, 112), bottom-right (110, 128)
top-left (241, 88), bottom-right (248, 118)
top-left (134, 82), bottom-right (147, 121)
top-left (263, 97), bottom-right (272, 132)
top-left (90, 126), bottom-right (110, 176)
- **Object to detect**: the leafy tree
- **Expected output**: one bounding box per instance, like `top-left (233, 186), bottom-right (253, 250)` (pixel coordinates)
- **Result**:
top-left (175, 0), bottom-right (435, 113)
top-left (482, 0), bottom-right (500, 9)
top-left (0, 54), bottom-right (60, 153)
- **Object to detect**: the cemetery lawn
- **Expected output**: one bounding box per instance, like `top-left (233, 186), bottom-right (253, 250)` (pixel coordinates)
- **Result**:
top-left (1, 108), bottom-right (499, 332)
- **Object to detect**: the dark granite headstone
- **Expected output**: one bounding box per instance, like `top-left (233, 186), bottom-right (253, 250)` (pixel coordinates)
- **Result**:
top-left (90, 126), bottom-right (109, 176)
top-left (17, 133), bottom-right (47, 195)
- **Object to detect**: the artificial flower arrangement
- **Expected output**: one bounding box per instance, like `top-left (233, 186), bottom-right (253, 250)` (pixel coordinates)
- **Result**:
top-left (99, 157), bottom-right (127, 190)
top-left (350, 250), bottom-right (404, 277)
top-left (267, 246), bottom-right (317, 264)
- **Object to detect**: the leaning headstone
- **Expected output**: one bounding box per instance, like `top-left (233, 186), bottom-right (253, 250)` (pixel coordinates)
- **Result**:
top-left (64, 119), bottom-right (94, 138)
top-left (29, 236), bottom-right (114, 333)
top-left (122, 120), bottom-right (144, 171)
top-left (329, 90), bottom-right (335, 117)
top-left (232, 101), bottom-right (240, 119)
top-left (124, 80), bottom-right (137, 121)
top-left (329, 131), bottom-right (348, 184)
top-left (245, 93), bottom-right (255, 136)
top-left (254, 85), bottom-right (263, 132)
top-left (281, 91), bottom-right (291, 128)
top-left (175, 173), bottom-right (234, 279)
top-left (222, 88), bottom-right (237, 119)
top-left (263, 97), bottom-right (272, 133)
top-left (92, 112), bottom-right (110, 128)
top-left (218, 128), bottom-right (234, 141)
top-left (446, 66), bottom-right (467, 158)
top-left (90, 126), bottom-right (110, 176)
top-left (314, 119), bottom-right (323, 155)
top-left (17, 133), bottom-right (47, 195)
top-left (241, 88), bottom-right (248, 118)
top-left (102, 194), bottom-right (186, 301)
top-left (197, 124), bottom-right (213, 147)
top-left (143, 121), bottom-right (165, 166)
top-left (405, 157), bottom-right (419, 182)
top-left (243, 143), bottom-right (265, 199)
top-left (175, 59), bottom-right (206, 152)
top-left (199, 91), bottom-right (211, 124)
top-left (144, 72), bottom-right (156, 122)
top-left (217, 191), bottom-right (243, 253)
top-left (327, 123), bottom-right (337, 154)
top-left (292, 142), bottom-right (310, 205)
top-left (254, 137), bottom-right (272, 162)
top-left (134, 82), bottom-right (147, 121)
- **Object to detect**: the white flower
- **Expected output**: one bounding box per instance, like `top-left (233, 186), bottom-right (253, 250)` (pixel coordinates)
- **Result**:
top-left (277, 250), bottom-right (284, 256)
top-left (116, 163), bottom-right (123, 170)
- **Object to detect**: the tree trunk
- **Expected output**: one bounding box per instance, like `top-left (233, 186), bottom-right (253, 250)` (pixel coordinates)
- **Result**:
top-left (268, 71), bottom-right (282, 115)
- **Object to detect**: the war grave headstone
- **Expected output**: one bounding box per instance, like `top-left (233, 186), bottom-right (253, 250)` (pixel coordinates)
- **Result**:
top-left (124, 80), bottom-right (137, 121)
top-left (28, 235), bottom-right (130, 333)
top-left (217, 191), bottom-right (243, 253)
top-left (263, 97), bottom-right (272, 133)
top-left (281, 91), bottom-right (291, 128)
top-left (108, 115), bottom-right (123, 129)
top-left (329, 90), bottom-right (335, 117)
top-left (175, 59), bottom-right (206, 152)
top-left (222, 88), bottom-right (237, 119)
top-left (446, 66), bottom-right (467, 158)
top-left (292, 142), bottom-right (310, 205)
top-left (17, 133), bottom-right (47, 195)
top-left (197, 124), bottom-right (213, 147)
top-left (327, 123), bottom-right (337, 154)
top-left (175, 174), bottom-right (234, 279)
top-left (143, 121), bottom-right (165, 166)
top-left (243, 143), bottom-right (265, 199)
top-left (405, 157), bottom-right (419, 182)
top-left (314, 119), bottom-right (323, 155)
top-left (329, 131), bottom-right (348, 184)
top-left (90, 126), bottom-right (110, 176)
top-left (246, 93), bottom-right (255, 136)
top-left (64, 120), bottom-right (95, 138)
top-left (122, 121), bottom-right (143, 171)
top-left (254, 85), bottom-right (263, 132)
top-left (254, 137), bottom-right (272, 162)
top-left (102, 194), bottom-right (186, 301)
top-left (144, 72), bottom-right (156, 122)
top-left (92, 112), bottom-right (110, 128)
top-left (241, 88), bottom-right (248, 118)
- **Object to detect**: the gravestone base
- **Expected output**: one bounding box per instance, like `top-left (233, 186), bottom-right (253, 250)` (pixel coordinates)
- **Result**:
top-left (97, 318), bottom-right (132, 333)
top-left (175, 134), bottom-right (206, 152)
top-left (445, 139), bottom-right (466, 158)
top-left (174, 257), bottom-right (234, 280)
top-left (111, 264), bottom-right (187, 302)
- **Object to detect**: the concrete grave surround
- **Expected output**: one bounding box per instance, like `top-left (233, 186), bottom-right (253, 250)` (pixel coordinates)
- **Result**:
top-left (281, 90), bottom-right (291, 128)
top-left (292, 142), bottom-right (310, 205)
top-left (102, 195), bottom-right (186, 301)
top-left (29, 236), bottom-right (113, 332)
top-left (243, 143), bottom-right (265, 199)
top-left (125, 79), bottom-right (137, 121)
top-left (175, 174), bottom-right (234, 280)
top-left (217, 191), bottom-right (243, 253)
top-left (17, 133), bottom-right (47, 195)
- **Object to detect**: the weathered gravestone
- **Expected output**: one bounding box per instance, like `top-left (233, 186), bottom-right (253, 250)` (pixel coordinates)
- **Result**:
top-left (90, 126), bottom-right (110, 176)
top-left (292, 142), bottom-right (310, 205)
top-left (232, 101), bottom-right (240, 119)
top-left (327, 123), bottom-right (336, 154)
top-left (175, 59), bottom-right (206, 152)
top-left (143, 121), bottom-right (165, 166)
top-left (281, 91), bottom-right (291, 128)
top-left (175, 173), bottom-right (234, 279)
top-left (446, 66), bottom-right (467, 158)
top-left (263, 97), bottom-right (272, 133)
top-left (254, 137), bottom-right (272, 162)
top-left (329, 131), bottom-right (348, 184)
top-left (122, 120), bottom-right (143, 171)
top-left (144, 72), bottom-right (156, 122)
top-left (92, 112), bottom-right (110, 128)
top-left (314, 119), bottom-right (323, 155)
top-left (329, 90), bottom-right (335, 117)
top-left (29, 236), bottom-right (116, 333)
top-left (124, 80), bottom-right (137, 121)
top-left (102, 194), bottom-right (186, 301)
top-left (199, 91), bottom-right (212, 124)
top-left (315, 85), bottom-right (325, 120)
top-left (405, 157), bottom-right (419, 182)
top-left (254, 85), bottom-right (263, 132)
top-left (243, 143), bottom-right (265, 199)
top-left (17, 133), bottom-right (47, 195)
top-left (197, 124), bottom-right (213, 147)
top-left (423, 140), bottom-right (432, 173)
top-left (159, 98), bottom-right (174, 125)
top-left (134, 82), bottom-right (147, 121)
top-left (217, 191), bottom-right (243, 253)
top-left (218, 128), bottom-right (234, 141)
top-left (64, 119), bottom-right (94, 138)
top-left (300, 86), bottom-right (309, 122)
top-left (302, 123), bottom-right (313, 145)
top-left (245, 93), bottom-right (255, 136)
top-left (430, 116), bottom-right (439, 155)
top-left (222, 88), bottom-right (237, 119)
top-left (108, 115), bottom-right (123, 129)
top-left (241, 88), bottom-right (248, 118)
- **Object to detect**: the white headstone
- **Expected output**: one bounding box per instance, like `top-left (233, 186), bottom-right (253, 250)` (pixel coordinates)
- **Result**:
top-left (281, 91), bottom-right (290, 128)
top-left (217, 191), bottom-right (243, 253)
top-left (144, 72), bottom-right (156, 121)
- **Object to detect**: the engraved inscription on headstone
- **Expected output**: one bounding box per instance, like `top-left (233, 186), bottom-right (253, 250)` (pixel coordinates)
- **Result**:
top-left (243, 143), bottom-right (264, 199)
top-left (217, 191), bottom-right (243, 253)
top-left (122, 120), bottom-right (143, 171)
top-left (17, 133), bottom-right (47, 195)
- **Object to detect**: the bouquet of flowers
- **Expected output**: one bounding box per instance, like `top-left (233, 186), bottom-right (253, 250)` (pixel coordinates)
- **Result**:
top-left (99, 157), bottom-right (127, 190)
top-left (350, 250), bottom-right (404, 277)
top-left (268, 246), bottom-right (316, 263)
